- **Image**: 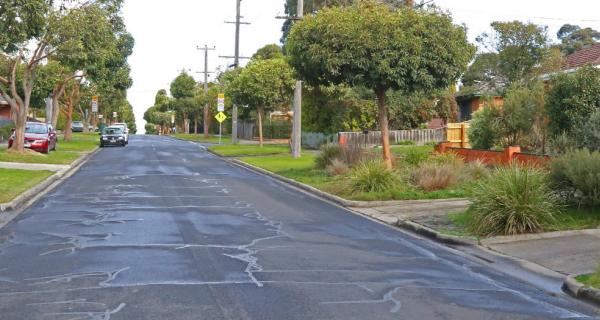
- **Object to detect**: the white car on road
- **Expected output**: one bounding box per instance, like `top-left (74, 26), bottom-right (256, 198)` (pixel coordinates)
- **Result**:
top-left (112, 123), bottom-right (129, 145)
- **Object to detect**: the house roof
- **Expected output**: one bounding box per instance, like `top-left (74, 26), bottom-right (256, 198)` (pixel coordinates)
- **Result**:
top-left (565, 43), bottom-right (600, 69)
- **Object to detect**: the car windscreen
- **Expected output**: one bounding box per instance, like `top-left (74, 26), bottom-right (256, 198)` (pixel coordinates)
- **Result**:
top-left (72, 122), bottom-right (83, 126)
top-left (103, 128), bottom-right (123, 135)
top-left (25, 124), bottom-right (48, 134)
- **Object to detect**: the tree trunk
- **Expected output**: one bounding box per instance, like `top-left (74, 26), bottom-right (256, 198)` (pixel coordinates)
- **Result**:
top-left (376, 88), bottom-right (393, 169)
top-left (63, 83), bottom-right (80, 142)
top-left (203, 105), bottom-right (210, 138)
top-left (11, 106), bottom-right (26, 152)
top-left (257, 106), bottom-right (264, 148)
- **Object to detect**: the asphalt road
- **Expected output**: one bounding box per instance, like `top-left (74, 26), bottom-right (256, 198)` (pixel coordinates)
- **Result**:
top-left (0, 135), bottom-right (598, 319)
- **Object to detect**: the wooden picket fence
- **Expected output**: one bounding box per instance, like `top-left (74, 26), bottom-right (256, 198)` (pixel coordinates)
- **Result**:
top-left (338, 128), bottom-right (446, 147)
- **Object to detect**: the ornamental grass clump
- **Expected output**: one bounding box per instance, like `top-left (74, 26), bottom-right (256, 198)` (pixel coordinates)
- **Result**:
top-left (468, 165), bottom-right (559, 236)
top-left (350, 160), bottom-right (398, 193)
top-left (315, 144), bottom-right (342, 169)
top-left (326, 159), bottom-right (350, 176)
top-left (410, 163), bottom-right (460, 191)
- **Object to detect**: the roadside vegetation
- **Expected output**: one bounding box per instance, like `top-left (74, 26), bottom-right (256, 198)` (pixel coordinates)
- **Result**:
top-left (173, 134), bottom-right (231, 145)
top-left (577, 267), bottom-right (600, 289)
top-left (0, 169), bottom-right (53, 203)
top-left (0, 133), bottom-right (97, 165)
top-left (209, 145), bottom-right (290, 157)
top-left (237, 144), bottom-right (482, 201)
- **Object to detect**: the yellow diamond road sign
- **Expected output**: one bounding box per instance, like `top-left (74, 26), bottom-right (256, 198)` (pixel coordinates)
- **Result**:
top-left (215, 112), bottom-right (227, 123)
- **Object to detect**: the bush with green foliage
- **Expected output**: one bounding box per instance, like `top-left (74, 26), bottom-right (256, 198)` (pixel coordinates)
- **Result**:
top-left (551, 149), bottom-right (600, 207)
top-left (350, 160), bottom-right (398, 193)
top-left (548, 132), bottom-right (574, 155)
top-left (468, 105), bottom-right (502, 150)
top-left (315, 144), bottom-right (342, 169)
top-left (468, 165), bottom-right (559, 236)
top-left (547, 66), bottom-right (600, 137)
top-left (401, 147), bottom-right (431, 166)
top-left (0, 122), bottom-right (15, 141)
top-left (576, 110), bottom-right (600, 152)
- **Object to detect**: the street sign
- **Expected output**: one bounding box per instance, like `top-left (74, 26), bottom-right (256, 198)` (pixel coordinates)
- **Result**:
top-left (217, 93), bottom-right (225, 112)
top-left (98, 115), bottom-right (103, 119)
top-left (113, 112), bottom-right (117, 118)
top-left (91, 96), bottom-right (99, 113)
top-left (215, 112), bottom-right (227, 123)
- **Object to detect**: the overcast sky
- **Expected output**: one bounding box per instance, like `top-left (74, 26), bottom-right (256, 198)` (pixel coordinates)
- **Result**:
top-left (122, 1), bottom-right (600, 133)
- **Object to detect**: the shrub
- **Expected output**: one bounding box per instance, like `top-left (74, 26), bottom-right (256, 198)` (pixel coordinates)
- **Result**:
top-left (548, 132), bottom-right (575, 155)
top-left (410, 163), bottom-right (459, 191)
top-left (577, 110), bottom-right (600, 152)
top-left (401, 147), bottom-right (430, 166)
top-left (0, 122), bottom-right (15, 141)
top-left (469, 105), bottom-right (502, 150)
top-left (468, 165), bottom-right (559, 236)
top-left (428, 152), bottom-right (464, 167)
top-left (551, 149), bottom-right (600, 207)
top-left (315, 144), bottom-right (342, 169)
top-left (350, 160), bottom-right (398, 193)
top-left (396, 140), bottom-right (415, 146)
top-left (326, 159), bottom-right (350, 176)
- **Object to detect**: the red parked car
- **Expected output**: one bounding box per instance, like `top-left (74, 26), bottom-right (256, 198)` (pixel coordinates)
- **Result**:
top-left (8, 122), bottom-right (57, 154)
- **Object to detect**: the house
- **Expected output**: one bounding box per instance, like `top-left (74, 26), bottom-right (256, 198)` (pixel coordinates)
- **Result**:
top-left (565, 43), bottom-right (600, 71)
top-left (455, 92), bottom-right (504, 122)
top-left (0, 96), bottom-right (10, 121)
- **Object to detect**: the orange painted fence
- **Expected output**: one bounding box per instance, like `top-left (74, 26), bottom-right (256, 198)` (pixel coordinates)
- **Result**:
top-left (435, 142), bottom-right (551, 167)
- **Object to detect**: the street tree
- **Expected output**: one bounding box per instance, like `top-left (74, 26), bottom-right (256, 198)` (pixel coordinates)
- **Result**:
top-left (170, 72), bottom-right (197, 133)
top-left (286, 1), bottom-right (474, 168)
top-left (226, 58), bottom-right (295, 147)
top-left (557, 24), bottom-right (600, 55)
top-left (251, 44), bottom-right (284, 61)
top-left (477, 21), bottom-right (549, 85)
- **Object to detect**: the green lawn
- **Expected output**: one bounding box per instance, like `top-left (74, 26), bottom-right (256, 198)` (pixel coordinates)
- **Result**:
top-left (576, 271), bottom-right (600, 289)
top-left (239, 154), bottom-right (333, 189)
top-left (0, 168), bottom-right (53, 203)
top-left (210, 144), bottom-right (291, 157)
top-left (173, 134), bottom-right (231, 144)
top-left (0, 133), bottom-right (98, 165)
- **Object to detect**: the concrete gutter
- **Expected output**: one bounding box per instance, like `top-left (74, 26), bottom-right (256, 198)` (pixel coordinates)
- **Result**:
top-left (564, 275), bottom-right (600, 306)
top-left (0, 147), bottom-right (100, 216)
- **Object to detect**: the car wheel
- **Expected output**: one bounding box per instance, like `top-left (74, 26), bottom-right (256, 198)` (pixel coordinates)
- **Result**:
top-left (100, 142), bottom-right (104, 148)
top-left (43, 144), bottom-right (50, 154)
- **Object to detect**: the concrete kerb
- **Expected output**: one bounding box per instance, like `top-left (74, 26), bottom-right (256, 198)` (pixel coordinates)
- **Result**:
top-left (0, 147), bottom-right (100, 215)
top-left (564, 275), bottom-right (600, 306)
top-left (227, 158), bottom-right (476, 246)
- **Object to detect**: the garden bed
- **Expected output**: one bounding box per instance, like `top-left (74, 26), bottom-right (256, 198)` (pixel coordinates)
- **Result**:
top-left (237, 145), bottom-right (476, 201)
top-left (210, 145), bottom-right (291, 157)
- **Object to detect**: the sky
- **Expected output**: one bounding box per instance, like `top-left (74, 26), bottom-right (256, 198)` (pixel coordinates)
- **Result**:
top-left (122, 0), bottom-right (600, 133)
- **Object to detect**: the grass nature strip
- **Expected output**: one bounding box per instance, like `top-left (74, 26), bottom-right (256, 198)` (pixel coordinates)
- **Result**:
top-left (0, 133), bottom-right (97, 165)
top-left (0, 168), bottom-right (54, 203)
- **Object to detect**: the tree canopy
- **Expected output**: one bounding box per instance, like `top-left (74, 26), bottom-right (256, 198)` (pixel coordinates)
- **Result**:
top-left (286, 1), bottom-right (474, 167)
top-left (557, 24), bottom-right (600, 54)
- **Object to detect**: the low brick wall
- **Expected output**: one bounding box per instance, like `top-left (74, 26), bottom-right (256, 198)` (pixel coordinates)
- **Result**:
top-left (435, 142), bottom-right (551, 167)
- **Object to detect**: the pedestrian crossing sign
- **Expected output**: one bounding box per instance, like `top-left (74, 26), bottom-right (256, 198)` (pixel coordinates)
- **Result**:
top-left (215, 112), bottom-right (227, 123)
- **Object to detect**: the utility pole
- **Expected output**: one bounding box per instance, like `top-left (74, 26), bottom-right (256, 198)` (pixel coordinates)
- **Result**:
top-left (291, 0), bottom-right (304, 158)
top-left (221, 0), bottom-right (250, 144)
top-left (197, 45), bottom-right (216, 138)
